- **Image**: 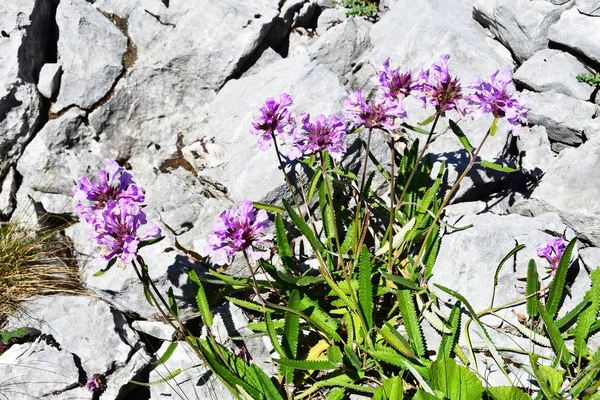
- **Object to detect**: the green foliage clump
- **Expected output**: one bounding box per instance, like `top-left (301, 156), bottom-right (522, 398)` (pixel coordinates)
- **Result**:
top-left (577, 72), bottom-right (600, 88)
top-left (337, 0), bottom-right (379, 18)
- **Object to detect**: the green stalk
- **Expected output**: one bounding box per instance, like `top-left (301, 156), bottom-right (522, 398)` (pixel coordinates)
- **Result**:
top-left (271, 132), bottom-right (303, 217)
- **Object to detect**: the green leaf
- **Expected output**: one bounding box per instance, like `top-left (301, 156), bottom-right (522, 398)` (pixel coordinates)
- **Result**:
top-left (167, 287), bottom-right (180, 318)
top-left (319, 180), bottom-right (337, 246)
top-left (555, 298), bottom-right (590, 331)
top-left (138, 235), bottom-right (165, 249)
top-left (358, 247), bottom-right (374, 331)
top-left (438, 301), bottom-right (461, 360)
top-left (340, 219), bottom-right (356, 255)
top-left (570, 355), bottom-right (600, 398)
top-left (413, 389), bottom-right (438, 400)
top-left (489, 118), bottom-right (499, 137)
top-left (283, 198), bottom-right (325, 256)
top-left (188, 269), bottom-right (213, 328)
top-left (538, 365), bottom-right (564, 393)
top-left (330, 167), bottom-right (357, 180)
top-left (398, 290), bottom-right (426, 357)
top-left (130, 369), bottom-right (182, 386)
top-left (528, 354), bottom-right (563, 400)
top-left (373, 376), bottom-right (404, 400)
top-left (154, 341), bottom-right (178, 365)
top-left (491, 243), bottom-right (526, 307)
top-left (368, 348), bottom-right (409, 368)
top-left (140, 262), bottom-right (154, 306)
top-left (381, 271), bottom-right (420, 291)
top-left (546, 238), bottom-right (577, 319)
top-left (327, 346), bottom-right (343, 365)
top-left (344, 344), bottom-right (363, 371)
top-left (380, 322), bottom-right (418, 360)
top-left (424, 224), bottom-right (440, 279)
top-left (435, 284), bottom-right (508, 378)
top-left (251, 365), bottom-right (284, 400)
top-left (307, 169), bottom-right (322, 203)
top-left (273, 358), bottom-right (338, 370)
top-left (575, 267), bottom-right (600, 359)
top-left (326, 387), bottom-right (345, 400)
top-left (0, 327), bottom-right (29, 344)
top-left (526, 259), bottom-right (539, 317)
top-left (418, 115), bottom-right (436, 126)
top-left (479, 160), bottom-right (518, 173)
top-left (226, 296), bottom-right (273, 313)
top-left (539, 304), bottom-right (572, 365)
top-left (253, 202), bottom-right (285, 213)
top-left (275, 214), bottom-right (294, 272)
top-left (93, 257), bottom-right (117, 277)
top-left (429, 357), bottom-right (484, 400)
top-left (296, 275), bottom-right (325, 286)
top-left (266, 311), bottom-right (286, 358)
top-left (487, 386), bottom-right (532, 400)
top-left (449, 119), bottom-right (474, 153)
top-left (283, 290), bottom-right (300, 359)
top-left (246, 319), bottom-right (285, 332)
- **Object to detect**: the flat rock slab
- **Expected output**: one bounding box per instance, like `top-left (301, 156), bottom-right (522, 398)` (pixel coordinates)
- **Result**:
top-left (511, 135), bottom-right (600, 247)
top-left (514, 49), bottom-right (595, 101)
top-left (548, 7), bottom-right (600, 65)
top-left (53, 0), bottom-right (127, 112)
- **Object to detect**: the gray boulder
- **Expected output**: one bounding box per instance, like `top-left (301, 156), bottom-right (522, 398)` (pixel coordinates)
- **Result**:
top-left (511, 135), bottom-right (600, 247)
top-left (548, 7), bottom-right (600, 64)
top-left (576, 0), bottom-right (600, 16)
top-left (514, 49), bottom-right (595, 101)
top-left (523, 90), bottom-right (599, 146)
top-left (316, 7), bottom-right (348, 35)
top-left (37, 63), bottom-right (63, 99)
top-left (472, 0), bottom-right (568, 64)
top-left (53, 0), bottom-right (128, 112)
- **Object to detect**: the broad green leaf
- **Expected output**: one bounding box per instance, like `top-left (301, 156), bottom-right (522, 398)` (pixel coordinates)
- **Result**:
top-left (327, 346), bottom-right (343, 365)
top-left (188, 269), bottom-right (213, 328)
top-left (479, 160), bottom-right (518, 173)
top-left (373, 376), bottom-right (404, 400)
top-left (283, 289), bottom-right (300, 359)
top-left (575, 267), bottom-right (600, 359)
top-left (449, 119), bottom-right (474, 153)
top-left (539, 304), bottom-right (572, 365)
top-left (529, 355), bottom-right (563, 400)
top-left (526, 259), bottom-right (539, 317)
top-left (538, 365), bottom-right (565, 393)
top-left (487, 386), bottom-right (531, 400)
top-left (154, 341), bottom-right (178, 365)
top-left (413, 389), bottom-right (438, 400)
top-left (546, 238), bottom-right (577, 319)
top-left (398, 290), bottom-right (426, 357)
top-left (275, 214), bottom-right (294, 272)
top-left (330, 167), bottom-right (357, 180)
top-left (438, 301), bottom-right (461, 359)
top-left (429, 357), bottom-right (484, 400)
top-left (358, 247), bottom-right (374, 331)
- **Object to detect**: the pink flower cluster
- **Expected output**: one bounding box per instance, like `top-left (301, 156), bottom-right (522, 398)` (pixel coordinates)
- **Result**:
top-left (205, 200), bottom-right (273, 266)
top-left (73, 160), bottom-right (161, 267)
top-left (537, 238), bottom-right (566, 275)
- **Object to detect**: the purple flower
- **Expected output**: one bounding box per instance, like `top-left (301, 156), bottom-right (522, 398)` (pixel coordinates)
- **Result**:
top-left (289, 114), bottom-right (347, 162)
top-left (85, 373), bottom-right (104, 392)
top-left (373, 58), bottom-right (414, 101)
top-left (250, 93), bottom-right (294, 151)
top-left (93, 199), bottom-right (161, 266)
top-left (466, 70), bottom-right (530, 135)
top-left (343, 90), bottom-right (407, 132)
top-left (537, 238), bottom-right (566, 275)
top-left (205, 201), bottom-right (272, 266)
top-left (73, 160), bottom-right (144, 224)
top-left (414, 55), bottom-right (465, 115)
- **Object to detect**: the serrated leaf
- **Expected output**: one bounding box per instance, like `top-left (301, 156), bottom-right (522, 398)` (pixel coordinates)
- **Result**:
top-left (283, 198), bottom-right (325, 257)
top-left (487, 386), bottom-right (532, 400)
top-left (430, 357), bottom-right (484, 400)
top-left (93, 257), bottom-right (117, 277)
top-left (424, 224), bottom-right (441, 279)
top-left (274, 358), bottom-right (338, 370)
top-left (226, 296), bottom-right (275, 313)
top-left (538, 365), bottom-right (565, 393)
top-left (283, 290), bottom-right (300, 359)
top-left (358, 247), bottom-right (374, 331)
top-left (368, 348), bottom-right (407, 368)
top-left (154, 341), bottom-right (178, 365)
top-left (330, 167), bottom-right (357, 180)
top-left (251, 365), bottom-right (284, 400)
top-left (344, 344), bottom-right (363, 371)
top-left (275, 214), bottom-right (294, 272)
top-left (252, 201), bottom-right (285, 213)
top-left (266, 311), bottom-right (286, 358)
top-left (526, 259), bottom-right (539, 317)
top-left (380, 322), bottom-right (418, 360)
top-left (491, 243), bottom-right (525, 308)
top-left (188, 269), bottom-right (213, 328)
top-left (307, 168), bottom-right (322, 203)
top-left (449, 119), bottom-right (474, 153)
top-left (381, 271), bottom-right (420, 291)
top-left (479, 160), bottom-right (518, 173)
top-left (539, 304), bottom-right (572, 365)
top-left (167, 287), bottom-right (180, 318)
top-left (547, 238), bottom-right (577, 319)
top-left (375, 218), bottom-right (416, 257)
top-left (398, 290), bottom-right (426, 357)
top-left (373, 376), bottom-right (404, 400)
top-left (575, 267), bottom-right (600, 359)
top-left (555, 298), bottom-right (590, 331)
top-left (326, 387), bottom-right (345, 400)
top-left (438, 301), bottom-right (461, 359)
top-left (246, 319), bottom-right (285, 332)
top-left (341, 219), bottom-right (356, 255)
top-left (140, 262), bottom-right (154, 306)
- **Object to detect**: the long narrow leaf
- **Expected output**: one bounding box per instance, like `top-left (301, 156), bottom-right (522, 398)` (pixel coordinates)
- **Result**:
top-left (539, 304), bottom-right (572, 365)
top-left (283, 290), bottom-right (301, 359)
top-left (575, 267), bottom-right (600, 359)
top-left (491, 243), bottom-right (525, 308)
top-left (275, 214), bottom-right (294, 272)
top-left (398, 290), bottom-right (426, 357)
top-left (546, 238), bottom-right (577, 319)
top-left (526, 259), bottom-right (539, 318)
top-left (188, 269), bottom-right (213, 328)
top-left (358, 247), bottom-right (374, 331)
top-left (438, 301), bottom-right (461, 359)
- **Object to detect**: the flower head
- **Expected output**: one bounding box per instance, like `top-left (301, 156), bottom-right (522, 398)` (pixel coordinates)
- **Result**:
top-left (466, 70), bottom-right (530, 135)
top-left (537, 238), bottom-right (566, 275)
top-left (250, 93), bottom-right (294, 151)
top-left (373, 58), bottom-right (414, 101)
top-left (343, 90), bottom-right (407, 132)
top-left (205, 201), bottom-right (272, 266)
top-left (92, 199), bottom-right (161, 266)
top-left (85, 373), bottom-right (105, 392)
top-left (289, 114), bottom-right (347, 162)
top-left (414, 55), bottom-right (465, 115)
top-left (73, 160), bottom-right (144, 224)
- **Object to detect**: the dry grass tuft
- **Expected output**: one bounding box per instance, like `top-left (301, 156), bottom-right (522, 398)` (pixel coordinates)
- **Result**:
top-left (0, 220), bottom-right (86, 323)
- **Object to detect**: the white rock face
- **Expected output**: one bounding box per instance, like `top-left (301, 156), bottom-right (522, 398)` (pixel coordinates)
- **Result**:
top-left (53, 0), bottom-right (127, 111)
top-left (576, 0), bottom-right (600, 16)
top-left (37, 63), bottom-right (62, 99)
top-left (511, 135), bottom-right (600, 247)
top-left (548, 7), bottom-right (600, 64)
top-left (514, 49), bottom-right (595, 101)
top-left (472, 0), bottom-right (567, 64)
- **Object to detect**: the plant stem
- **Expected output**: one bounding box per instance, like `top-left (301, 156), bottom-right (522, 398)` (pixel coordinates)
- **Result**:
top-left (387, 137), bottom-right (396, 273)
top-left (271, 133), bottom-right (303, 217)
top-left (355, 128), bottom-right (374, 255)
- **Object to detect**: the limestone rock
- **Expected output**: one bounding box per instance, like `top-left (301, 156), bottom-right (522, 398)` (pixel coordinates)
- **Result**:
top-left (514, 49), bottom-right (595, 101)
top-left (316, 7), bottom-right (348, 35)
top-left (576, 0), bottom-right (600, 16)
top-left (37, 63), bottom-right (62, 99)
top-left (511, 135), bottom-right (600, 247)
top-left (473, 0), bottom-right (567, 64)
top-left (548, 7), bottom-right (600, 64)
top-left (53, 0), bottom-right (128, 111)
top-left (132, 320), bottom-right (174, 341)
top-left (524, 90), bottom-right (599, 146)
